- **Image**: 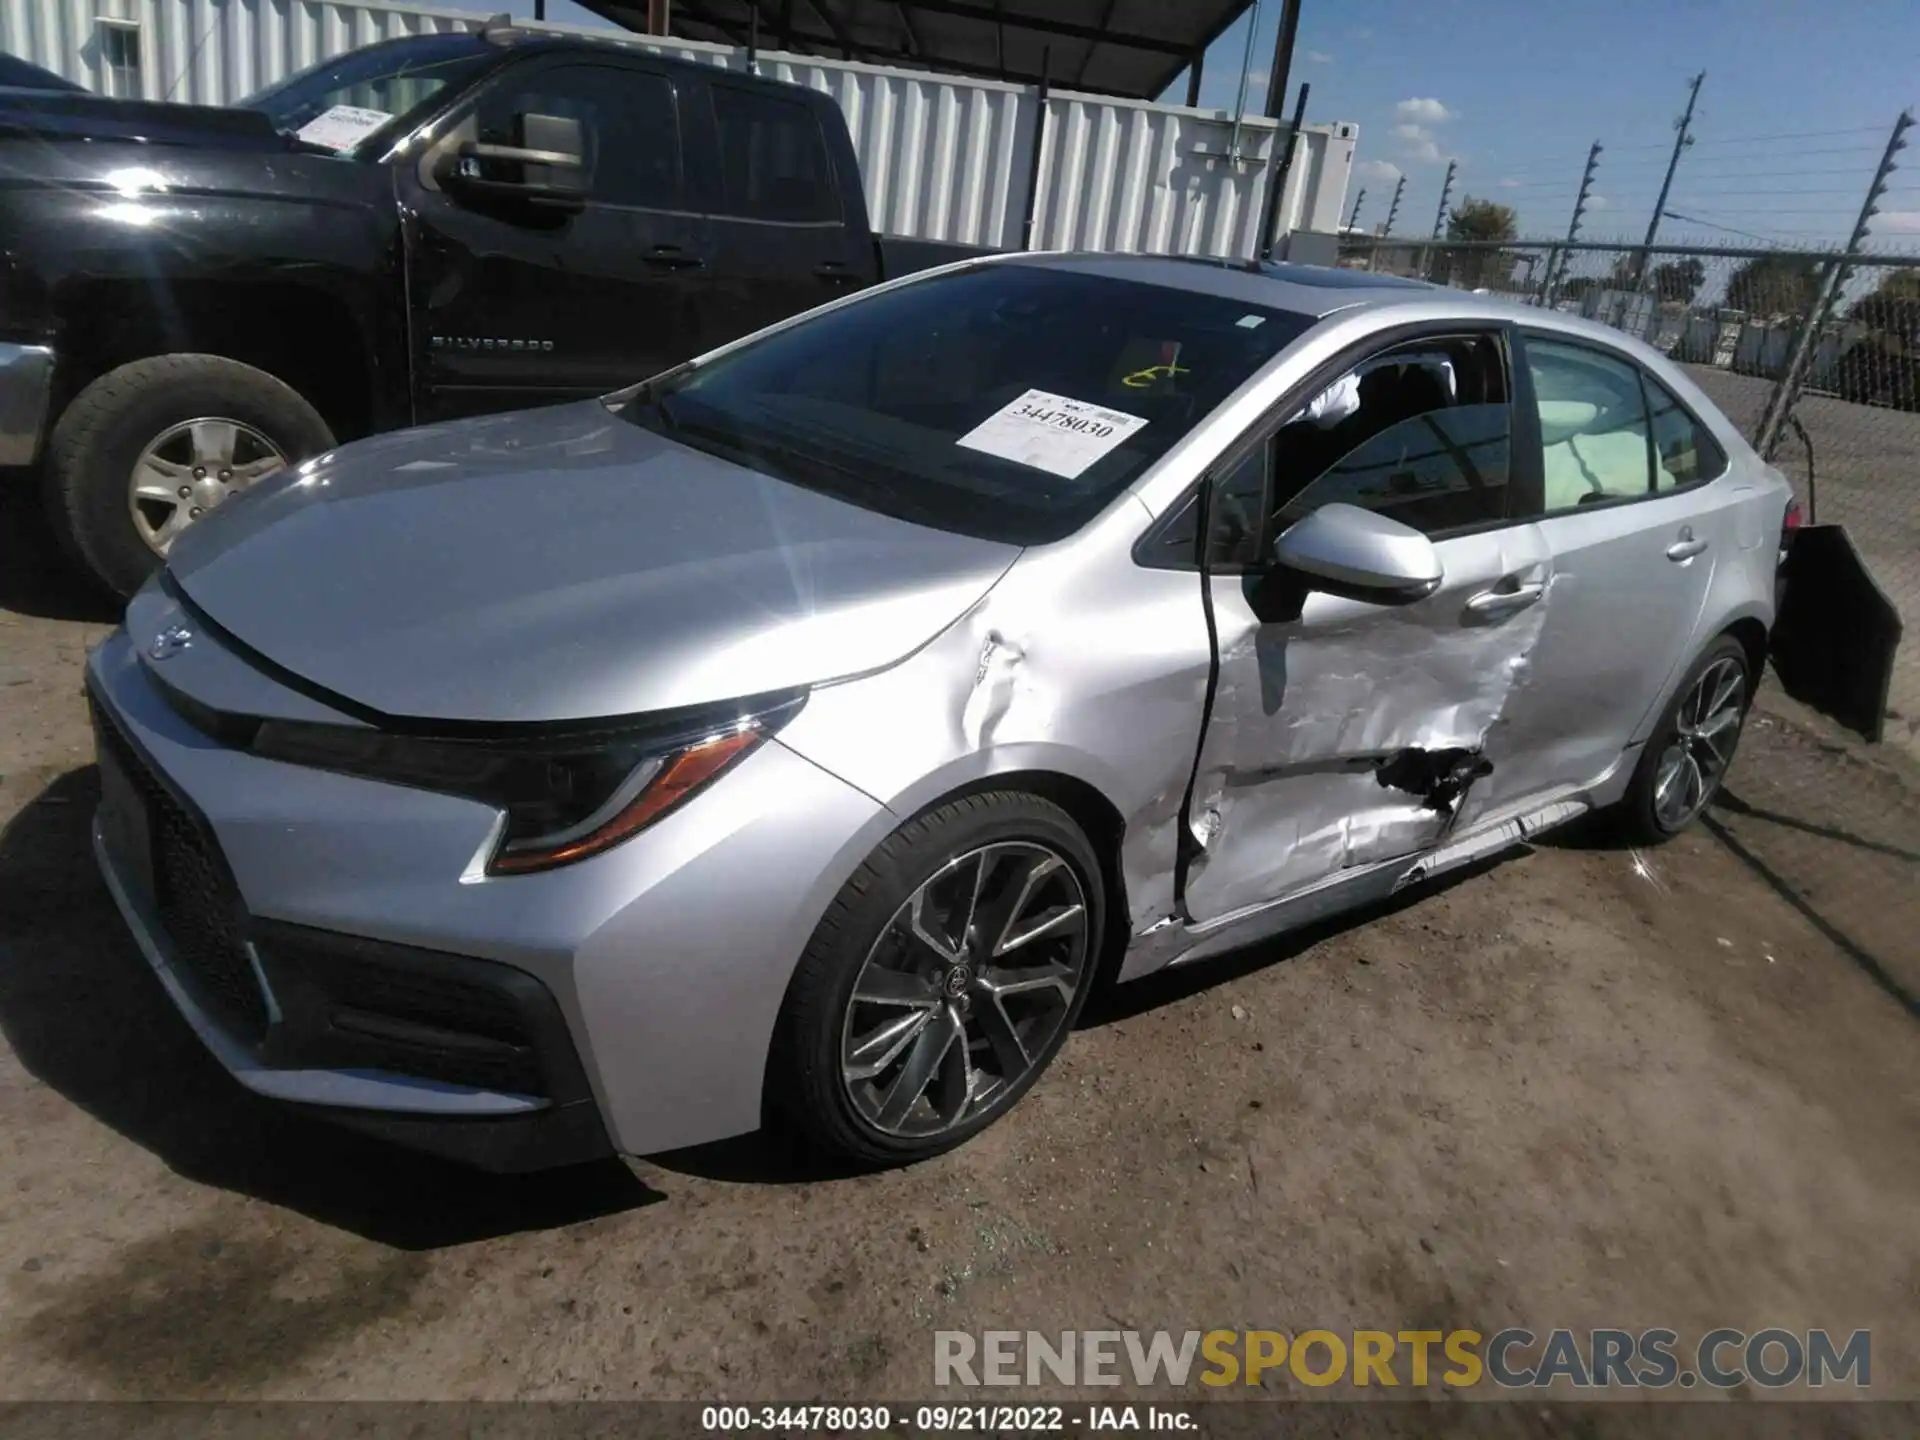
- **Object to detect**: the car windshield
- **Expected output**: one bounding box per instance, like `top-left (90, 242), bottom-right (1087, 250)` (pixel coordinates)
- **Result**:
top-left (236, 36), bottom-right (495, 152)
top-left (615, 263), bottom-right (1317, 546)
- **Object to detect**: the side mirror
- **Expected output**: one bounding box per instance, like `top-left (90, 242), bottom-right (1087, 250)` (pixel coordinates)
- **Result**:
top-left (1271, 503), bottom-right (1442, 605)
top-left (442, 111), bottom-right (587, 211)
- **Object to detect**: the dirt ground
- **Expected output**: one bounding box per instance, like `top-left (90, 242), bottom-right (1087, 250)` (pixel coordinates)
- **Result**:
top-left (1, 485), bottom-right (1916, 1410)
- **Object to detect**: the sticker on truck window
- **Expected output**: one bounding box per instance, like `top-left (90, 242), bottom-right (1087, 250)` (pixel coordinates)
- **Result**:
top-left (955, 389), bottom-right (1149, 480)
top-left (295, 105), bottom-right (393, 152)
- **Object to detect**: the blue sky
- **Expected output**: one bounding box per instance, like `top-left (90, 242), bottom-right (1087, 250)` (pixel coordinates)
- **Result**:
top-left (503, 0), bottom-right (1919, 249)
top-left (1170, 0), bottom-right (1920, 248)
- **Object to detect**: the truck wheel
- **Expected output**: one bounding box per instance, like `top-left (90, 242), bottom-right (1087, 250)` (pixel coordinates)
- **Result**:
top-left (45, 355), bottom-right (335, 597)
top-left (768, 792), bottom-right (1103, 1166)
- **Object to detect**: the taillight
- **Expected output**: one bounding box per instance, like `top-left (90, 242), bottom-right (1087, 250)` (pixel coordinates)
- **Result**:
top-left (1783, 498), bottom-right (1804, 535)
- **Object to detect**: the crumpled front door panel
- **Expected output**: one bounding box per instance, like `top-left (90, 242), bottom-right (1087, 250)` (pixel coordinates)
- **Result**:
top-left (1180, 523), bottom-right (1554, 926)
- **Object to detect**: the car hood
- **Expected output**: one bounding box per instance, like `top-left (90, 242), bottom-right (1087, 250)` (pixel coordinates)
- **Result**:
top-left (166, 402), bottom-right (1021, 724)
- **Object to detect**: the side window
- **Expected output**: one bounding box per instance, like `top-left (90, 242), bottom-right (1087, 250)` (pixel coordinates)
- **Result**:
top-left (469, 65), bottom-right (680, 208)
top-left (1646, 376), bottom-right (1727, 490)
top-left (1268, 333), bottom-right (1513, 538)
top-left (1526, 338), bottom-right (1654, 512)
top-left (710, 86), bottom-right (839, 223)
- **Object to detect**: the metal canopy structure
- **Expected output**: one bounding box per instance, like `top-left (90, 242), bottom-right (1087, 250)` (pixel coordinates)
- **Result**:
top-left (574, 0), bottom-right (1256, 100)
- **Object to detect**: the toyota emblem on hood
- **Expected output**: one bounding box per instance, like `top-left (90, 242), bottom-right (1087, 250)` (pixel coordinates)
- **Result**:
top-left (147, 624), bottom-right (193, 661)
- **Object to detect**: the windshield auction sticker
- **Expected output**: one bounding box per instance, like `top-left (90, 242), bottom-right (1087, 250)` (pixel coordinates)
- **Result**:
top-left (956, 389), bottom-right (1148, 480)
top-left (294, 104), bottom-right (393, 151)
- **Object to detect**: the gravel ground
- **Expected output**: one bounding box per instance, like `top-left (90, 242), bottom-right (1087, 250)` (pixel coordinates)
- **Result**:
top-left (1, 484), bottom-right (1916, 1410)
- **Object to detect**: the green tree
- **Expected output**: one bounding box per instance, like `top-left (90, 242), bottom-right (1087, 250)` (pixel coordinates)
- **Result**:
top-left (1439, 196), bottom-right (1518, 288)
top-left (1651, 256), bottom-right (1707, 305)
top-left (1723, 254), bottom-right (1823, 317)
top-left (1445, 197), bottom-right (1519, 244)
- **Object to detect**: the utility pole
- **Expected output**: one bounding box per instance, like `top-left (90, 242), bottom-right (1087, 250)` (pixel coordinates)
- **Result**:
top-left (1634, 71), bottom-right (1703, 286)
top-left (1427, 158), bottom-right (1457, 282)
top-left (1258, 82), bottom-right (1310, 260)
top-left (1262, 0), bottom-right (1303, 123)
top-left (1545, 140), bottom-right (1603, 306)
top-left (1382, 174), bottom-right (1406, 236)
top-left (1430, 158), bottom-right (1457, 239)
top-left (1346, 187), bottom-right (1366, 231)
top-left (1756, 108), bottom-right (1913, 460)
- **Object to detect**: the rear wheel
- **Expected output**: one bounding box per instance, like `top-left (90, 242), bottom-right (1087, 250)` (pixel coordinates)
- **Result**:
top-left (45, 354), bottom-right (334, 597)
top-left (1615, 635), bottom-right (1753, 842)
top-left (769, 792), bottom-right (1103, 1165)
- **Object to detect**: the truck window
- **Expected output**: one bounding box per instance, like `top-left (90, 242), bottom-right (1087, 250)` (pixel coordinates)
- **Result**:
top-left (709, 86), bottom-right (839, 224)
top-left (471, 64), bottom-right (680, 209)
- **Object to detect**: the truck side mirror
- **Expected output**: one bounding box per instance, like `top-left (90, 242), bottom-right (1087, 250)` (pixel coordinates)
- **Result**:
top-left (442, 111), bottom-right (588, 212)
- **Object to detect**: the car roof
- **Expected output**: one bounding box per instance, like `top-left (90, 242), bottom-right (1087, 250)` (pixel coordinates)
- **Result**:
top-left (1004, 251), bottom-right (1682, 350)
top-left (1015, 252), bottom-right (1442, 319)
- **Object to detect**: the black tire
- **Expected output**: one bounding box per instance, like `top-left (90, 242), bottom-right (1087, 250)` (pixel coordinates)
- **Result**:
top-left (44, 354), bottom-right (335, 598)
top-left (768, 791), bottom-right (1105, 1166)
top-left (1613, 634), bottom-right (1754, 844)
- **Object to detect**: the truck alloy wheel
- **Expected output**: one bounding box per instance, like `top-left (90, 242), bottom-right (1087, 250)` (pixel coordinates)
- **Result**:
top-left (129, 416), bottom-right (290, 556)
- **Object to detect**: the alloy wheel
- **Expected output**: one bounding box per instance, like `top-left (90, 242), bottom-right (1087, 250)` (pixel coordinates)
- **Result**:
top-left (129, 417), bottom-right (289, 556)
top-left (1652, 656), bottom-right (1747, 831)
top-left (840, 842), bottom-right (1090, 1139)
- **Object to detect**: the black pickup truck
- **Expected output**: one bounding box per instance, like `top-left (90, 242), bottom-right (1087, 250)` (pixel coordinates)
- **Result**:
top-left (0, 26), bottom-right (986, 594)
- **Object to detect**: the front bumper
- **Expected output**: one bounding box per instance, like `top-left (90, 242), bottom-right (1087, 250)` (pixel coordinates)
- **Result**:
top-left (86, 589), bottom-right (893, 1166)
top-left (0, 341), bottom-right (54, 468)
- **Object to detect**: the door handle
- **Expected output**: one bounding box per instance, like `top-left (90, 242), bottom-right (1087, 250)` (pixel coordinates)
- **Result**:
top-left (813, 260), bottom-right (855, 280)
top-left (1666, 536), bottom-right (1709, 562)
top-left (1464, 581), bottom-right (1546, 617)
top-left (644, 245), bottom-right (704, 269)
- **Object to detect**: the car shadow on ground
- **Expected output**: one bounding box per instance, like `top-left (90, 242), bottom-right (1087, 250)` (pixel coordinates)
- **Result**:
top-left (0, 478), bottom-right (121, 624)
top-left (0, 767), bottom-right (661, 1249)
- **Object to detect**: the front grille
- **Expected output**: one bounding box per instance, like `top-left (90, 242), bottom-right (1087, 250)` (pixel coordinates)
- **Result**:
top-left (93, 700), bottom-right (270, 1043)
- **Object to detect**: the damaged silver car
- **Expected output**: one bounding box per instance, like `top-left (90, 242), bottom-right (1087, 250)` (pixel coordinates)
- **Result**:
top-left (84, 254), bottom-right (1888, 1171)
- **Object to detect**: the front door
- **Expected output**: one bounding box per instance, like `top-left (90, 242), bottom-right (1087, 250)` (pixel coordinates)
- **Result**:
top-left (400, 58), bottom-right (710, 422)
top-left (1182, 328), bottom-right (1555, 925)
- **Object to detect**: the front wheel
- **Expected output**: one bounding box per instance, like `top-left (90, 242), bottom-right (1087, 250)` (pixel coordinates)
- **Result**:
top-left (1615, 635), bottom-right (1753, 842)
top-left (44, 354), bottom-right (335, 597)
top-left (769, 792), bottom-right (1104, 1166)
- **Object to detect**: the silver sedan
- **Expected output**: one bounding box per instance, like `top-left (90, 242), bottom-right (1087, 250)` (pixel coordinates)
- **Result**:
top-left (85, 254), bottom-right (1864, 1170)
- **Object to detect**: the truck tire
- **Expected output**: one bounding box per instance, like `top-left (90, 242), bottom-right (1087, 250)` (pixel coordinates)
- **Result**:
top-left (44, 355), bottom-right (335, 597)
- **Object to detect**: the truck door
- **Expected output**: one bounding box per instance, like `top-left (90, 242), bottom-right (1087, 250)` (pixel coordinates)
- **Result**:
top-left (399, 58), bottom-right (711, 421)
top-left (689, 78), bottom-right (874, 343)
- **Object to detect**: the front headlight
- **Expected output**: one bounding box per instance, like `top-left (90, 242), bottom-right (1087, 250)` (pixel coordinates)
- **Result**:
top-left (251, 692), bottom-right (804, 876)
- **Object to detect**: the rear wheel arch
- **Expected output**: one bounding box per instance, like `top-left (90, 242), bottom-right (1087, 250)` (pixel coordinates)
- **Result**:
top-left (1723, 616), bottom-right (1768, 684)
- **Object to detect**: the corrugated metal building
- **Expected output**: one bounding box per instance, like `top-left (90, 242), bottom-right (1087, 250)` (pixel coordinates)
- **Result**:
top-left (1, 0), bottom-right (1355, 258)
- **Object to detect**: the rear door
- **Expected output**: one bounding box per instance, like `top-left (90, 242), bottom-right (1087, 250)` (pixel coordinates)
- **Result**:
top-left (1470, 331), bottom-right (1733, 815)
top-left (1180, 326), bottom-right (1555, 925)
top-left (401, 57), bottom-right (711, 421)
top-left (693, 79), bottom-right (874, 342)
